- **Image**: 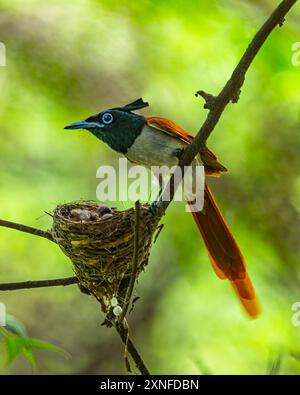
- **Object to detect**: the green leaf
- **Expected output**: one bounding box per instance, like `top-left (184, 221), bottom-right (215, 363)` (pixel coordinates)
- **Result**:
top-left (3, 334), bottom-right (68, 368)
top-left (1, 314), bottom-right (69, 369)
top-left (4, 335), bottom-right (26, 365)
top-left (22, 347), bottom-right (36, 371)
top-left (25, 338), bottom-right (70, 359)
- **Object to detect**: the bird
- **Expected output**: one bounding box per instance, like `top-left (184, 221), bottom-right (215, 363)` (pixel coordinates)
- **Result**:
top-left (65, 98), bottom-right (260, 318)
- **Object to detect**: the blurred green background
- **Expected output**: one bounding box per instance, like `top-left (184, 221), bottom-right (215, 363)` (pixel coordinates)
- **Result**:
top-left (0, 0), bottom-right (300, 374)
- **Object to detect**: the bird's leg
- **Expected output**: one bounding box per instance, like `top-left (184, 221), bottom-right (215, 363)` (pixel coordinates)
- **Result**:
top-left (149, 149), bottom-right (184, 215)
top-left (149, 174), bottom-right (164, 215)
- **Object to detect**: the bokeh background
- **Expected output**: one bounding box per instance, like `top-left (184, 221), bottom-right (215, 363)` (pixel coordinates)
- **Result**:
top-left (0, 0), bottom-right (300, 374)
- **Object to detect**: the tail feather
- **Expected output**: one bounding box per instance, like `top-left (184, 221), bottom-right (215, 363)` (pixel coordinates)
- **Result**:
top-left (231, 275), bottom-right (261, 318)
top-left (191, 184), bottom-right (260, 318)
top-left (208, 255), bottom-right (227, 279)
top-left (231, 273), bottom-right (255, 300)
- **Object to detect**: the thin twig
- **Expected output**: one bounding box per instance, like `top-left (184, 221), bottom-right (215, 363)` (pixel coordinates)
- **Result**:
top-left (0, 219), bottom-right (54, 242)
top-left (115, 322), bottom-right (150, 375)
top-left (114, 201), bottom-right (148, 374)
top-left (0, 276), bottom-right (78, 291)
top-left (119, 200), bottom-right (140, 323)
top-left (158, 0), bottom-right (297, 214)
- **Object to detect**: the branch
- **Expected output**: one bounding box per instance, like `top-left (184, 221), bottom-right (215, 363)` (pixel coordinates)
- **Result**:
top-left (113, 201), bottom-right (148, 374)
top-left (0, 219), bottom-right (54, 243)
top-left (0, 276), bottom-right (78, 291)
top-left (191, 0), bottom-right (297, 150)
top-left (112, 201), bottom-right (150, 374)
top-left (115, 322), bottom-right (150, 375)
top-left (118, 200), bottom-right (140, 323)
top-left (158, 0), bottom-right (297, 213)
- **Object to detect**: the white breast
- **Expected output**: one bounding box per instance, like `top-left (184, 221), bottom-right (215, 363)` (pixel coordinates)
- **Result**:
top-left (126, 124), bottom-right (186, 168)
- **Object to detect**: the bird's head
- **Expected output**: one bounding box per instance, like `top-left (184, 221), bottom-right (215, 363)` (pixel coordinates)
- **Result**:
top-left (64, 98), bottom-right (149, 154)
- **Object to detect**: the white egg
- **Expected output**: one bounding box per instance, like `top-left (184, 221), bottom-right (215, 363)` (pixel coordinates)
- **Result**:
top-left (110, 297), bottom-right (118, 307)
top-left (113, 306), bottom-right (123, 316)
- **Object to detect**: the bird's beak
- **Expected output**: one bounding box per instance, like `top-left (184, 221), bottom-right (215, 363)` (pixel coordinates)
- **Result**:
top-left (64, 120), bottom-right (104, 130)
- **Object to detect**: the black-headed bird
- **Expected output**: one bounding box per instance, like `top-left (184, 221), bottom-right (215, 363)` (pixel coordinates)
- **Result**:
top-left (65, 98), bottom-right (260, 318)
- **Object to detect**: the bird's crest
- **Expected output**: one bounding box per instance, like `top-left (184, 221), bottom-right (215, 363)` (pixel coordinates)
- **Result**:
top-left (112, 98), bottom-right (149, 113)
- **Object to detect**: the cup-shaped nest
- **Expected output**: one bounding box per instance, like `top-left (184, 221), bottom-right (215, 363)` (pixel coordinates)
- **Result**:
top-left (51, 202), bottom-right (160, 313)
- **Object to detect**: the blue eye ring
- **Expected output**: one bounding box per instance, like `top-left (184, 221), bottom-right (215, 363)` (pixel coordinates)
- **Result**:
top-left (102, 112), bottom-right (113, 125)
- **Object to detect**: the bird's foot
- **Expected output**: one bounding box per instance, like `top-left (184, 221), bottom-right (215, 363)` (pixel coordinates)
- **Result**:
top-left (149, 201), bottom-right (159, 216)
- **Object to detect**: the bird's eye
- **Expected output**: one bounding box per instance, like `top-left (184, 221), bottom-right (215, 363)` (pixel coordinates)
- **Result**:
top-left (102, 112), bottom-right (113, 125)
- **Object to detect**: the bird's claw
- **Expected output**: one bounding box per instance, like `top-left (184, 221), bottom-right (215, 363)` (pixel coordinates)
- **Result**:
top-left (149, 201), bottom-right (159, 215)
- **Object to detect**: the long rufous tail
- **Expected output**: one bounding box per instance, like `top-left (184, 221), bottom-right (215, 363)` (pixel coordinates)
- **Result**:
top-left (190, 184), bottom-right (260, 318)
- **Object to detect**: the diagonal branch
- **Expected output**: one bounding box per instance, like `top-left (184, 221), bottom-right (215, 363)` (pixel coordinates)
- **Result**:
top-left (192, 0), bottom-right (298, 150)
top-left (115, 322), bottom-right (150, 375)
top-left (158, 0), bottom-right (298, 213)
top-left (0, 219), bottom-right (54, 243)
top-left (0, 276), bottom-right (78, 291)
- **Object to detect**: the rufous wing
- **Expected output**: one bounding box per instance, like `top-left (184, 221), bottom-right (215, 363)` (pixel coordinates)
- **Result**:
top-left (146, 116), bottom-right (227, 176)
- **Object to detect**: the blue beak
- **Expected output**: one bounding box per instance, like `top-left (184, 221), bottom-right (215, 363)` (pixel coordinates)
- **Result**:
top-left (64, 120), bottom-right (104, 130)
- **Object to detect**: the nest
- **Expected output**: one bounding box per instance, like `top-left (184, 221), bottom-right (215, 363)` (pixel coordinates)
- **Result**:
top-left (51, 202), bottom-right (160, 313)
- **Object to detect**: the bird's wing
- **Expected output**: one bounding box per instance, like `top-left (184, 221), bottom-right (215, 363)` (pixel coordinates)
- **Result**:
top-left (146, 116), bottom-right (194, 144)
top-left (146, 116), bottom-right (227, 176)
